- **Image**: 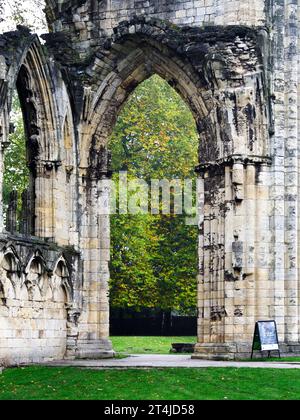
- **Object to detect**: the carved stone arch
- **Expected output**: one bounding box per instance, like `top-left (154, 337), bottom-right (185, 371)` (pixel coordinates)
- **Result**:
top-left (17, 41), bottom-right (60, 239)
top-left (2, 247), bottom-right (20, 273)
top-left (80, 29), bottom-right (209, 169)
top-left (52, 255), bottom-right (73, 304)
top-left (0, 249), bottom-right (20, 300)
top-left (80, 21), bottom-right (269, 174)
top-left (24, 249), bottom-right (49, 300)
top-left (9, 39), bottom-right (60, 162)
top-left (24, 248), bottom-right (48, 276)
top-left (0, 243), bottom-right (21, 270)
top-left (72, 19), bottom-right (272, 359)
top-left (0, 33), bottom-right (65, 239)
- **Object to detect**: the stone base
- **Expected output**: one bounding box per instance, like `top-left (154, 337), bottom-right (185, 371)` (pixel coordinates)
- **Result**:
top-left (193, 342), bottom-right (300, 360)
top-left (279, 342), bottom-right (300, 356)
top-left (75, 339), bottom-right (115, 359)
top-left (193, 343), bottom-right (248, 360)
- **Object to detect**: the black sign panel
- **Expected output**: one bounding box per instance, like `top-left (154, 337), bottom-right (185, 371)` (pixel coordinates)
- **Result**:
top-left (251, 321), bottom-right (280, 358)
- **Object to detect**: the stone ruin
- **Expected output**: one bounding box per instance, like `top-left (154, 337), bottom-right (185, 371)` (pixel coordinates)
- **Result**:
top-left (0, 0), bottom-right (299, 363)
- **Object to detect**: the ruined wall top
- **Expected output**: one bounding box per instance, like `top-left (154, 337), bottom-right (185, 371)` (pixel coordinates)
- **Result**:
top-left (45, 1), bottom-right (267, 52)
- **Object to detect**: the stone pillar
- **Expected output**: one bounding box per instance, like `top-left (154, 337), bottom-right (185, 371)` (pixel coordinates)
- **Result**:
top-left (194, 157), bottom-right (273, 360)
top-left (283, 0), bottom-right (299, 348)
top-left (197, 172), bottom-right (205, 342)
top-left (34, 161), bottom-right (57, 239)
top-left (195, 163), bottom-right (228, 357)
top-left (6, 190), bottom-right (18, 234)
top-left (270, 0), bottom-right (300, 354)
top-left (75, 166), bottom-right (113, 359)
top-left (19, 189), bottom-right (32, 235)
top-left (0, 56), bottom-right (8, 234)
top-left (0, 116), bottom-right (10, 234)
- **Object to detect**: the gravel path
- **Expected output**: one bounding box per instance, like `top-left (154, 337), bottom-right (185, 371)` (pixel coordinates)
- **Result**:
top-left (43, 354), bottom-right (300, 370)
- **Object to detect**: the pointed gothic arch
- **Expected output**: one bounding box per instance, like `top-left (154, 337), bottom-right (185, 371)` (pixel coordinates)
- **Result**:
top-left (75, 20), bottom-right (271, 359)
top-left (1, 34), bottom-right (63, 239)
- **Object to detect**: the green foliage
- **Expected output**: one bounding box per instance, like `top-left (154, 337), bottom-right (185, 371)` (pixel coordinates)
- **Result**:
top-left (110, 212), bottom-right (160, 310)
top-left (151, 215), bottom-right (199, 314)
top-left (109, 75), bottom-right (199, 314)
top-left (3, 94), bottom-right (29, 214)
top-left (110, 75), bottom-right (198, 179)
top-left (0, 0), bottom-right (47, 32)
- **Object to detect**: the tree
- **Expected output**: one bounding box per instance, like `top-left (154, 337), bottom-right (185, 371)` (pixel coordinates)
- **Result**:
top-left (110, 75), bottom-right (198, 180)
top-left (110, 212), bottom-right (160, 311)
top-left (0, 0), bottom-right (47, 33)
top-left (3, 94), bottom-right (29, 217)
top-left (109, 75), bottom-right (199, 314)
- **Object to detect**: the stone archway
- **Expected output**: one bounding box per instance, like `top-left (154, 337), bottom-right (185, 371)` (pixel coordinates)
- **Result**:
top-left (0, 29), bottom-right (79, 248)
top-left (0, 28), bottom-right (82, 365)
top-left (0, 33), bottom-right (60, 240)
top-left (72, 20), bottom-right (271, 359)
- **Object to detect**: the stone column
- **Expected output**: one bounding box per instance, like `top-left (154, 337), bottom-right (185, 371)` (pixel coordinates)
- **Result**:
top-left (6, 190), bottom-right (18, 233)
top-left (197, 171), bottom-right (205, 343)
top-left (270, 0), bottom-right (300, 353)
top-left (0, 56), bottom-right (8, 234)
top-left (75, 166), bottom-right (113, 359)
top-left (20, 189), bottom-right (33, 236)
top-left (283, 0), bottom-right (299, 348)
top-left (0, 117), bottom-right (10, 234)
top-left (195, 163), bottom-right (228, 358)
top-left (194, 157), bottom-right (273, 360)
top-left (34, 161), bottom-right (59, 240)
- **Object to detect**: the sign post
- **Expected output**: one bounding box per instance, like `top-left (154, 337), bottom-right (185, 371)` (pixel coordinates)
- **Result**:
top-left (251, 320), bottom-right (281, 359)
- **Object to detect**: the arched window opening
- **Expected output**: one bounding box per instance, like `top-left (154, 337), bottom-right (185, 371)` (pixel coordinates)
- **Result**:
top-left (3, 65), bottom-right (38, 236)
top-left (109, 74), bottom-right (199, 343)
top-left (3, 92), bottom-right (31, 234)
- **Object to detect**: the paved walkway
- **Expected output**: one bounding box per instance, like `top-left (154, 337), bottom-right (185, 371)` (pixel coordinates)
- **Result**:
top-left (45, 354), bottom-right (300, 369)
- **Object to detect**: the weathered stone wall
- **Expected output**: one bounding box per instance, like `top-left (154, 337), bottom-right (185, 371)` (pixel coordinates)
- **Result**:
top-left (46, 0), bottom-right (266, 39)
top-left (269, 0), bottom-right (300, 349)
top-left (0, 235), bottom-right (80, 364)
top-left (0, 259), bottom-right (67, 364)
top-left (44, 0), bottom-right (267, 67)
top-left (1, 0), bottom-right (300, 363)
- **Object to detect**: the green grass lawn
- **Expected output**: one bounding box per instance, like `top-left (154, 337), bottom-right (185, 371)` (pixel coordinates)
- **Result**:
top-left (0, 366), bottom-right (300, 400)
top-left (111, 336), bottom-right (196, 354)
top-left (110, 337), bottom-right (300, 363)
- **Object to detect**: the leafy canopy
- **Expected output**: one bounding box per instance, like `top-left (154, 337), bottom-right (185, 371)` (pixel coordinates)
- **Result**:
top-left (109, 75), bottom-right (199, 314)
top-left (3, 94), bottom-right (29, 216)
